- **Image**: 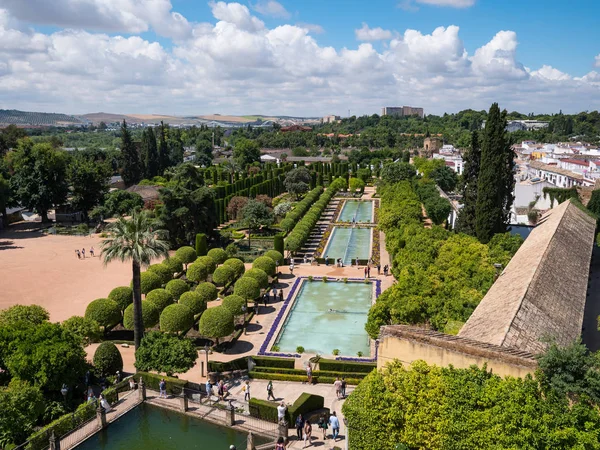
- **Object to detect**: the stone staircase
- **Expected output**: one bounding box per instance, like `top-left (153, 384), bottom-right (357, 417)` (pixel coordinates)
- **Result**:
top-left (293, 199), bottom-right (340, 264)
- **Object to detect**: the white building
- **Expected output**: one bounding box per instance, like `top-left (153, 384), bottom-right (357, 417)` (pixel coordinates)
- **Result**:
top-left (433, 151), bottom-right (463, 175)
top-left (528, 160), bottom-right (586, 188)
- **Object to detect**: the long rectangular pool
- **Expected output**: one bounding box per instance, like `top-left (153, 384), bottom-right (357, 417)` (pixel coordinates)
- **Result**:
top-left (76, 403), bottom-right (266, 449)
top-left (274, 281), bottom-right (372, 356)
top-left (338, 200), bottom-right (373, 223)
top-left (323, 227), bottom-right (371, 266)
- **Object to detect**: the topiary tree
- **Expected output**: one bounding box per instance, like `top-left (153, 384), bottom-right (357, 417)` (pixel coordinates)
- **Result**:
top-left (0, 304), bottom-right (49, 326)
top-left (252, 256), bottom-right (276, 276)
top-left (187, 262), bottom-right (209, 283)
top-left (274, 234), bottom-right (284, 256)
top-left (62, 316), bottom-right (102, 346)
top-left (163, 256), bottom-right (184, 275)
top-left (198, 306), bottom-right (234, 344)
top-left (195, 233), bottom-right (208, 257)
top-left (108, 286), bottom-right (133, 312)
top-left (196, 282), bottom-right (218, 303)
top-left (264, 249), bottom-right (284, 266)
top-left (207, 248), bottom-right (228, 265)
top-left (159, 304), bottom-right (194, 334)
top-left (243, 268), bottom-right (269, 289)
top-left (179, 291), bottom-right (207, 316)
top-left (233, 277), bottom-right (260, 302)
top-left (93, 342), bottom-right (123, 376)
top-left (148, 263), bottom-right (173, 285)
top-left (139, 271), bottom-right (162, 295)
top-left (134, 331), bottom-right (197, 376)
top-left (123, 301), bottom-right (159, 330)
top-left (165, 279), bottom-right (189, 300)
top-left (175, 246), bottom-right (197, 269)
top-left (145, 289), bottom-right (174, 313)
top-left (222, 295), bottom-right (247, 316)
top-left (196, 255), bottom-right (217, 274)
top-left (212, 265), bottom-right (235, 287)
top-left (223, 258), bottom-right (245, 278)
top-left (84, 298), bottom-right (122, 330)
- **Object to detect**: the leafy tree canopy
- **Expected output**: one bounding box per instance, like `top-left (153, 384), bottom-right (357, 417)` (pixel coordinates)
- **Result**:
top-left (134, 331), bottom-right (197, 376)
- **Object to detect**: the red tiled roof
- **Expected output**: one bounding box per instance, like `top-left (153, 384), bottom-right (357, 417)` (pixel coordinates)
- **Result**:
top-left (561, 159), bottom-right (589, 166)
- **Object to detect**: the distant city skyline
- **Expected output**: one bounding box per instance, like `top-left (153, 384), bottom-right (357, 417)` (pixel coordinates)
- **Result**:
top-left (0, 0), bottom-right (599, 116)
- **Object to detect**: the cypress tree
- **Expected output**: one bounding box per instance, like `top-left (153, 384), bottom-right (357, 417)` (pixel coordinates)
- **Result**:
top-left (144, 127), bottom-right (159, 178)
top-left (120, 120), bottom-right (142, 187)
top-left (455, 131), bottom-right (481, 236)
top-left (158, 121), bottom-right (169, 174)
top-left (475, 103), bottom-right (515, 243)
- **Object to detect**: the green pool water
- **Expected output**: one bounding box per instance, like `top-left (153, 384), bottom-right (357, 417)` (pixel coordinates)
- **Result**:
top-left (338, 200), bottom-right (373, 223)
top-left (323, 227), bottom-right (371, 266)
top-left (75, 403), bottom-right (267, 449)
top-left (274, 281), bottom-right (372, 356)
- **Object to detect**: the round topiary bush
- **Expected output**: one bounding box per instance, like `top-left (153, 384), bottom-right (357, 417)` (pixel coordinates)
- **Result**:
top-left (196, 282), bottom-right (218, 303)
top-left (93, 342), bottom-right (123, 376)
top-left (243, 268), bottom-right (269, 289)
top-left (252, 256), bottom-right (276, 276)
top-left (187, 262), bottom-right (209, 283)
top-left (84, 298), bottom-right (122, 329)
top-left (233, 277), bottom-right (260, 301)
top-left (223, 258), bottom-right (245, 278)
top-left (175, 246), bottom-right (197, 268)
top-left (264, 250), bottom-right (284, 266)
top-left (108, 286), bottom-right (133, 311)
top-left (139, 271), bottom-right (162, 295)
top-left (198, 306), bottom-right (234, 344)
top-left (123, 301), bottom-right (160, 330)
top-left (159, 304), bottom-right (194, 334)
top-left (212, 265), bottom-right (235, 287)
top-left (222, 295), bottom-right (247, 316)
top-left (179, 291), bottom-right (207, 316)
top-left (196, 255), bottom-right (217, 274)
top-left (165, 279), bottom-right (189, 300)
top-left (145, 289), bottom-right (174, 313)
top-left (207, 248), bottom-right (228, 265)
top-left (163, 256), bottom-right (184, 275)
top-left (148, 263), bottom-right (173, 285)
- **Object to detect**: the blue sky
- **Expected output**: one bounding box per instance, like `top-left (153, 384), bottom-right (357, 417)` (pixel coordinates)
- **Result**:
top-left (0, 0), bottom-right (599, 116)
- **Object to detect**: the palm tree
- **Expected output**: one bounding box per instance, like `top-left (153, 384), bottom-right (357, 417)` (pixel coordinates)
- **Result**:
top-left (101, 211), bottom-right (170, 350)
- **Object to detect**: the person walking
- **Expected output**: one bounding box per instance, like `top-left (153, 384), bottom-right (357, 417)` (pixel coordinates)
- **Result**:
top-left (243, 380), bottom-right (251, 402)
top-left (295, 413), bottom-right (305, 440)
top-left (217, 380), bottom-right (225, 401)
top-left (277, 401), bottom-right (287, 422)
top-left (363, 266), bottom-right (367, 279)
top-left (89, 246), bottom-right (95, 257)
top-left (159, 379), bottom-right (167, 398)
top-left (306, 364), bottom-right (312, 384)
top-left (341, 378), bottom-right (347, 398)
top-left (76, 249), bottom-right (81, 259)
top-left (318, 414), bottom-right (329, 440)
top-left (367, 266), bottom-right (371, 278)
top-left (333, 377), bottom-right (342, 399)
top-left (267, 380), bottom-right (275, 401)
top-left (81, 248), bottom-right (86, 258)
top-left (303, 420), bottom-right (312, 448)
top-left (279, 289), bottom-right (284, 302)
top-left (377, 264), bottom-right (381, 275)
top-left (205, 380), bottom-right (212, 397)
top-left (289, 261), bottom-right (294, 275)
top-left (272, 287), bottom-right (277, 302)
top-left (329, 412), bottom-right (340, 441)
top-left (263, 292), bottom-right (268, 307)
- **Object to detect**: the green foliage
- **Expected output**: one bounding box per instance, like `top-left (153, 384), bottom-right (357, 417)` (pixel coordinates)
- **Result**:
top-left (0, 379), bottom-right (44, 445)
top-left (179, 290), bottom-right (207, 316)
top-left (207, 248), bottom-right (228, 265)
top-left (380, 162), bottom-right (416, 184)
top-left (165, 279), bottom-right (189, 300)
top-left (233, 138), bottom-right (261, 167)
top-left (349, 177), bottom-right (365, 193)
top-left (587, 190), bottom-right (600, 216)
top-left (198, 306), bottom-right (234, 343)
top-left (195, 282), bottom-right (218, 302)
top-left (296, 346), bottom-right (305, 353)
top-left (134, 331), bottom-right (197, 376)
top-left (222, 295), bottom-right (247, 316)
top-left (92, 189), bottom-right (144, 219)
top-left (195, 255), bottom-right (217, 273)
top-left (160, 304), bottom-right (195, 334)
top-left (93, 342), bottom-right (123, 376)
top-left (195, 233), bottom-right (208, 257)
top-left (139, 271), bottom-right (163, 294)
top-left (67, 155), bottom-right (112, 218)
top-left (431, 165), bottom-right (458, 192)
top-left (279, 186), bottom-right (323, 232)
top-left (145, 288), bottom-right (174, 313)
top-left (0, 304), bottom-right (49, 326)
top-left (252, 255), bottom-right (276, 276)
top-left (123, 301), bottom-right (160, 330)
top-left (240, 199), bottom-right (274, 232)
top-left (455, 131), bottom-right (480, 235)
top-left (233, 277), bottom-right (260, 301)
top-left (108, 286), bottom-right (133, 311)
top-left (274, 234), bottom-right (284, 256)
top-left (318, 358), bottom-right (376, 373)
top-left (249, 393), bottom-right (325, 425)
top-left (243, 268), bottom-right (269, 289)
top-left (163, 256), bottom-right (184, 275)
top-left (61, 316), bottom-right (102, 346)
top-left (133, 371), bottom-right (187, 395)
top-left (147, 263), bottom-right (173, 285)
top-left (84, 298), bottom-right (122, 329)
top-left (542, 187), bottom-right (579, 208)
top-left (187, 261), bottom-right (209, 283)
top-left (175, 246), bottom-right (197, 266)
top-left (223, 258), bottom-right (246, 278)
top-left (208, 355), bottom-right (294, 373)
top-left (120, 120), bottom-right (143, 186)
top-left (212, 264), bottom-right (235, 286)
top-left (264, 249), bottom-right (284, 266)
top-left (284, 167), bottom-right (312, 199)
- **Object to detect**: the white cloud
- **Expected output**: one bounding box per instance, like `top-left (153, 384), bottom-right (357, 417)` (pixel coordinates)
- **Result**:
top-left (531, 65), bottom-right (571, 81)
top-left (470, 30), bottom-right (527, 80)
top-left (209, 1), bottom-right (264, 32)
top-left (595, 54), bottom-right (600, 67)
top-left (355, 23), bottom-right (393, 41)
top-left (252, 0), bottom-right (290, 19)
top-left (296, 22), bottom-right (324, 34)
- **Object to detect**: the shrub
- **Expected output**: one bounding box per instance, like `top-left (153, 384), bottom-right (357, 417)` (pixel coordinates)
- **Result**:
top-left (318, 358), bottom-right (376, 373)
top-left (264, 250), bottom-right (284, 266)
top-left (84, 298), bottom-right (122, 329)
top-left (175, 246), bottom-right (197, 267)
top-left (123, 301), bottom-right (160, 330)
top-left (93, 342), bottom-right (123, 376)
top-left (148, 263), bottom-right (173, 285)
top-left (222, 295), bottom-right (247, 316)
top-left (62, 316), bottom-right (102, 346)
top-left (274, 234), bottom-right (284, 256)
top-left (254, 356), bottom-right (296, 369)
top-left (163, 256), bottom-right (184, 275)
top-left (252, 256), bottom-right (276, 276)
top-left (179, 291), bottom-right (207, 316)
top-left (145, 289), bottom-right (174, 313)
top-left (134, 332), bottom-right (197, 376)
top-left (198, 306), bottom-right (234, 344)
top-left (133, 371), bottom-right (187, 394)
top-left (160, 304), bottom-right (194, 334)
top-left (223, 258), bottom-right (245, 278)
top-left (207, 248), bottom-right (228, 265)
top-left (234, 277), bottom-right (260, 301)
top-left (165, 279), bottom-right (190, 300)
top-left (271, 345), bottom-right (280, 352)
top-left (322, 276), bottom-right (328, 282)
top-left (297, 346), bottom-right (305, 354)
top-left (196, 282), bottom-right (218, 302)
top-left (108, 286), bottom-right (133, 311)
top-left (212, 265), bottom-right (235, 286)
top-left (0, 304), bottom-right (49, 326)
top-left (243, 268), bottom-right (269, 289)
top-left (195, 234), bottom-right (207, 257)
top-left (308, 275), bottom-right (314, 282)
top-left (332, 349), bottom-right (340, 356)
top-left (249, 393), bottom-right (325, 425)
top-left (139, 271), bottom-right (162, 294)
top-left (187, 262), bottom-right (209, 283)
top-left (196, 255), bottom-right (217, 273)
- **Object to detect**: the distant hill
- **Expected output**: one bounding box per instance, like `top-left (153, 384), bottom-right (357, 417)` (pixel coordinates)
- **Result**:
top-left (0, 109), bottom-right (82, 127)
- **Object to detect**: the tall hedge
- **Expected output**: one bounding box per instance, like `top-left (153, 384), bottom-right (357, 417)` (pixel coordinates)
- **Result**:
top-left (84, 298), bottom-right (122, 329)
top-left (159, 304), bottom-right (195, 334)
top-left (199, 306), bottom-right (234, 344)
top-left (274, 234), bottom-right (284, 256)
top-left (123, 301), bottom-right (159, 330)
top-left (108, 286), bottom-right (133, 312)
top-left (207, 248), bottom-right (228, 265)
top-left (93, 342), bottom-right (123, 376)
top-left (223, 258), bottom-right (245, 279)
top-left (145, 289), bottom-right (174, 313)
top-left (195, 233), bottom-right (208, 256)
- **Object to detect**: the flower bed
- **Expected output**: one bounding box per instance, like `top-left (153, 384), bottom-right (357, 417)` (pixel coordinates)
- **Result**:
top-left (371, 228), bottom-right (381, 265)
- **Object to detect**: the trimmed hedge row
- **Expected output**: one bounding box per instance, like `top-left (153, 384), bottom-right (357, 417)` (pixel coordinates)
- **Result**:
top-left (251, 366), bottom-right (368, 379)
top-left (248, 371), bottom-right (362, 386)
top-left (249, 392), bottom-right (326, 425)
top-left (318, 358), bottom-right (376, 373)
top-left (133, 371), bottom-right (187, 395)
top-left (279, 186), bottom-right (323, 233)
top-left (208, 355), bottom-right (295, 373)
